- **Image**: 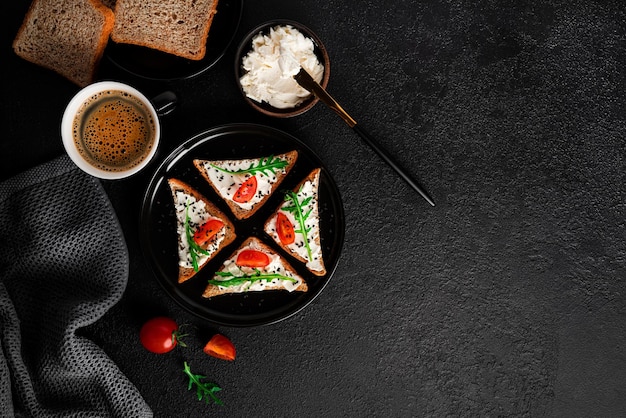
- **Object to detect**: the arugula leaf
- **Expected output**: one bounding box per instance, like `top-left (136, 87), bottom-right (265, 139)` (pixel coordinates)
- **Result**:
top-left (210, 155), bottom-right (288, 176)
top-left (209, 270), bottom-right (297, 288)
top-left (183, 361), bottom-right (223, 406)
top-left (184, 200), bottom-right (211, 272)
top-left (281, 188), bottom-right (314, 260)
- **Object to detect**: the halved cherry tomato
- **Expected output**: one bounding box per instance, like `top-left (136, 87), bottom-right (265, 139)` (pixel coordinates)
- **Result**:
top-left (276, 212), bottom-right (295, 245)
top-left (236, 249), bottom-right (270, 268)
top-left (193, 219), bottom-right (224, 247)
top-left (139, 317), bottom-right (187, 354)
top-left (233, 176), bottom-right (257, 203)
top-left (203, 334), bottom-right (236, 361)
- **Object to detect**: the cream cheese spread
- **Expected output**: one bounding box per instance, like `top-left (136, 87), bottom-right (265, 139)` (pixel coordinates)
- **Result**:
top-left (212, 239), bottom-right (303, 292)
top-left (198, 158), bottom-right (285, 211)
top-left (174, 191), bottom-right (227, 269)
top-left (265, 173), bottom-right (324, 273)
top-left (240, 25), bottom-right (324, 109)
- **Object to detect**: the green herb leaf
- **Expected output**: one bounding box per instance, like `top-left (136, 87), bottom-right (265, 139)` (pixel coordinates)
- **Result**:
top-left (209, 270), bottom-right (297, 288)
top-left (172, 326), bottom-right (188, 348)
top-left (281, 188), bottom-right (314, 261)
top-left (210, 155), bottom-right (288, 176)
top-left (183, 361), bottom-right (223, 406)
top-left (185, 200), bottom-right (211, 272)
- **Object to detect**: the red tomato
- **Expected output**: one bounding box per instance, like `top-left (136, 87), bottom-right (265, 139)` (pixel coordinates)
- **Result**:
top-left (233, 176), bottom-right (257, 203)
top-left (203, 334), bottom-right (236, 361)
top-left (139, 317), bottom-right (186, 354)
top-left (193, 219), bottom-right (224, 247)
top-left (276, 212), bottom-right (295, 245)
top-left (236, 249), bottom-right (270, 268)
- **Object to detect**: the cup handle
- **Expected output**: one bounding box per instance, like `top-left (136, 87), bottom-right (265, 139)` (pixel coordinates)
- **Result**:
top-left (151, 91), bottom-right (177, 117)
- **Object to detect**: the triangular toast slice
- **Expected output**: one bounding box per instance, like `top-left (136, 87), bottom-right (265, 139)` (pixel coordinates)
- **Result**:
top-left (168, 178), bottom-right (236, 283)
top-left (264, 168), bottom-right (326, 276)
top-left (202, 237), bottom-right (308, 298)
top-left (193, 150), bottom-right (298, 220)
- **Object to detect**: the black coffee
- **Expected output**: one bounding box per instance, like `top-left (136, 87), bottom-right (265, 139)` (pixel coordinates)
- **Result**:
top-left (72, 90), bottom-right (156, 172)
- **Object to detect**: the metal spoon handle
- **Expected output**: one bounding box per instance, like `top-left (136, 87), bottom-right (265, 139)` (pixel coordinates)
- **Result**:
top-left (352, 124), bottom-right (435, 206)
top-left (294, 68), bottom-right (435, 206)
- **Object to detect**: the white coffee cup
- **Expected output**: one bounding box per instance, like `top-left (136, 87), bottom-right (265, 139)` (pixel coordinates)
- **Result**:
top-left (61, 81), bottom-right (161, 180)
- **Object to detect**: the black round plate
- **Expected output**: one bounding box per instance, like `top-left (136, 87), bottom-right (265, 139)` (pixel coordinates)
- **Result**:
top-left (105, 0), bottom-right (243, 81)
top-left (139, 123), bottom-right (345, 326)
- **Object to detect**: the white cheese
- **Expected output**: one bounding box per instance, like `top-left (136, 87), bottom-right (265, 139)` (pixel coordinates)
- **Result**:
top-left (240, 25), bottom-right (325, 109)
top-left (173, 191), bottom-right (227, 269)
top-left (265, 178), bottom-right (324, 273)
top-left (211, 239), bottom-right (303, 292)
top-left (199, 159), bottom-right (284, 211)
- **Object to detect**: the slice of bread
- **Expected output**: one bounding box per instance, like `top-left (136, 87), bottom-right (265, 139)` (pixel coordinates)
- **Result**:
top-left (202, 237), bottom-right (308, 299)
top-left (168, 178), bottom-right (236, 283)
top-left (264, 168), bottom-right (326, 276)
top-left (111, 0), bottom-right (219, 61)
top-left (193, 151), bottom-right (298, 220)
top-left (12, 0), bottom-right (115, 87)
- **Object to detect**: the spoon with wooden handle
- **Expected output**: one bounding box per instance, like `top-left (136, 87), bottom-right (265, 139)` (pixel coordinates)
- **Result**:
top-left (293, 68), bottom-right (435, 207)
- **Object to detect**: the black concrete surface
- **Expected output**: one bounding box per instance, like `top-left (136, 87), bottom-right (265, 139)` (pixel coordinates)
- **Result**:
top-left (3, 0), bottom-right (626, 416)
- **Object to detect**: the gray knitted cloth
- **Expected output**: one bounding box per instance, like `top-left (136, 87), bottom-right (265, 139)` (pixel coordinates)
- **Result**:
top-left (0, 156), bottom-right (152, 417)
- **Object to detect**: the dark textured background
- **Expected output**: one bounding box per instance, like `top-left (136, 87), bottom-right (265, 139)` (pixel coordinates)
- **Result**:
top-left (3, 0), bottom-right (626, 416)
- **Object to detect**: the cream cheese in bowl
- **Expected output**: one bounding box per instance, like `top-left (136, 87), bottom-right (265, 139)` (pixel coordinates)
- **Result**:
top-left (235, 20), bottom-right (331, 117)
top-left (240, 25), bottom-right (324, 109)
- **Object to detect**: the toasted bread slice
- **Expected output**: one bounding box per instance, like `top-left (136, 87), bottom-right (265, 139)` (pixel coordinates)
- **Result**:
top-left (264, 168), bottom-right (326, 276)
top-left (111, 0), bottom-right (219, 61)
top-left (202, 237), bottom-right (308, 299)
top-left (193, 151), bottom-right (298, 220)
top-left (13, 0), bottom-right (115, 87)
top-left (168, 178), bottom-right (236, 283)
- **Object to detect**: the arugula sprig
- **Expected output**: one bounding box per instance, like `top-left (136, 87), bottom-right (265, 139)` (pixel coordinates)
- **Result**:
top-left (184, 200), bottom-right (210, 272)
top-left (281, 187), bottom-right (314, 261)
top-left (183, 361), bottom-right (223, 406)
top-left (210, 155), bottom-right (288, 176)
top-left (209, 270), bottom-right (297, 288)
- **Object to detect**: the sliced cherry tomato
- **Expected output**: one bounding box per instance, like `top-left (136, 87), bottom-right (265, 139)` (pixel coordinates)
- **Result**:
top-left (276, 212), bottom-right (295, 245)
top-left (236, 249), bottom-right (270, 268)
top-left (203, 334), bottom-right (236, 361)
top-left (139, 317), bottom-right (187, 354)
top-left (193, 219), bottom-right (224, 247)
top-left (233, 176), bottom-right (257, 203)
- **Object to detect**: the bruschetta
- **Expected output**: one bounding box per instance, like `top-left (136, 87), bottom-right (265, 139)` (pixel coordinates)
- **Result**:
top-left (193, 151), bottom-right (298, 220)
top-left (202, 236), bottom-right (308, 298)
top-left (264, 168), bottom-right (326, 276)
top-left (168, 178), bottom-right (236, 283)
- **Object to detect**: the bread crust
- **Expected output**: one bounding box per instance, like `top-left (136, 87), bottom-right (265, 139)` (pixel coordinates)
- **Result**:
top-left (264, 168), bottom-right (326, 276)
top-left (111, 0), bottom-right (219, 60)
top-left (202, 236), bottom-right (308, 298)
top-left (13, 0), bottom-right (115, 87)
top-left (193, 150), bottom-right (298, 220)
top-left (168, 178), bottom-right (236, 283)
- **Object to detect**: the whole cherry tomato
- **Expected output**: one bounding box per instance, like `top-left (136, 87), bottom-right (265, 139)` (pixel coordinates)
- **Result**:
top-left (233, 176), bottom-right (257, 203)
top-left (276, 212), bottom-right (295, 245)
top-left (236, 249), bottom-right (270, 268)
top-left (139, 317), bottom-right (187, 354)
